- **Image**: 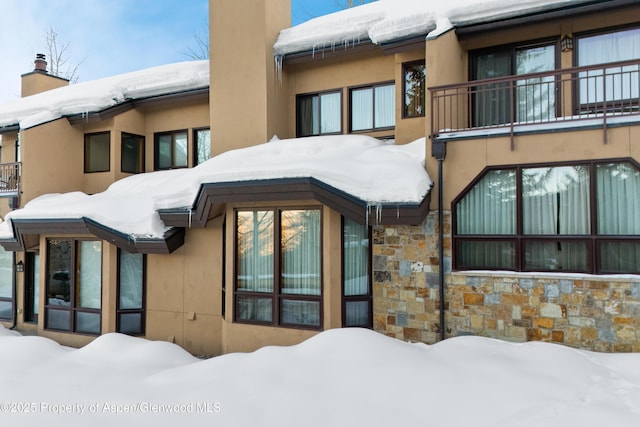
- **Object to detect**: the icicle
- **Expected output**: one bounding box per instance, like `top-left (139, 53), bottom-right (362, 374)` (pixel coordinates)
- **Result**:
top-left (375, 203), bottom-right (382, 224)
top-left (188, 209), bottom-right (193, 228)
top-left (397, 205), bottom-right (400, 219)
top-left (365, 203), bottom-right (370, 228)
top-left (274, 55), bottom-right (284, 87)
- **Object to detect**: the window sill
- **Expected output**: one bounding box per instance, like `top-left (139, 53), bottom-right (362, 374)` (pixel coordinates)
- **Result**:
top-left (451, 270), bottom-right (640, 282)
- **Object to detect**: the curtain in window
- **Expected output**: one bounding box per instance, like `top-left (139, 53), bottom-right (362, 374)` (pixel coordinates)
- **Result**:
top-left (374, 84), bottom-right (395, 128)
top-left (174, 133), bottom-right (188, 168)
top-left (578, 28), bottom-right (640, 105)
top-left (516, 45), bottom-right (555, 122)
top-left (0, 246), bottom-right (12, 299)
top-left (76, 241), bottom-right (102, 334)
top-left (157, 135), bottom-right (172, 169)
top-left (320, 93), bottom-right (341, 134)
top-left (343, 218), bottom-right (370, 326)
top-left (474, 51), bottom-right (511, 126)
top-left (281, 210), bottom-right (321, 296)
top-left (352, 88), bottom-right (373, 131)
top-left (119, 251), bottom-right (143, 310)
top-left (298, 95), bottom-right (318, 136)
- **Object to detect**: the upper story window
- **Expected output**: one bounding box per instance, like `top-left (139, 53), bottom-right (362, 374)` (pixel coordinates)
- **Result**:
top-left (403, 61), bottom-right (426, 118)
top-left (235, 208), bottom-right (322, 329)
top-left (117, 250), bottom-right (145, 335)
top-left (84, 132), bottom-right (110, 173)
top-left (45, 239), bottom-right (102, 334)
top-left (453, 160), bottom-right (640, 274)
top-left (342, 217), bottom-right (371, 328)
top-left (121, 133), bottom-right (145, 174)
top-left (296, 91), bottom-right (342, 137)
top-left (577, 26), bottom-right (640, 107)
top-left (193, 128), bottom-right (211, 166)
top-left (471, 42), bottom-right (556, 126)
top-left (350, 82), bottom-right (395, 132)
top-left (154, 130), bottom-right (188, 170)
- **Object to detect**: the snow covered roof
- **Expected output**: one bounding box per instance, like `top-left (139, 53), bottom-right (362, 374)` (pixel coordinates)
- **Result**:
top-left (0, 60), bottom-right (209, 130)
top-left (0, 135), bottom-right (432, 252)
top-left (274, 0), bottom-right (601, 57)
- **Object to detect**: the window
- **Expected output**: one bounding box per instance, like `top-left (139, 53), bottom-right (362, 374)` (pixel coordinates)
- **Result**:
top-left (577, 26), bottom-right (640, 107)
top-left (235, 208), bottom-right (322, 328)
top-left (45, 239), bottom-right (102, 334)
top-left (117, 250), bottom-right (145, 335)
top-left (342, 217), bottom-right (371, 328)
top-left (121, 133), bottom-right (145, 174)
top-left (193, 128), bottom-right (211, 166)
top-left (84, 132), bottom-right (110, 173)
top-left (0, 247), bottom-right (14, 321)
top-left (24, 252), bottom-right (40, 323)
top-left (403, 61), bottom-right (426, 118)
top-left (154, 130), bottom-right (188, 170)
top-left (453, 160), bottom-right (640, 274)
top-left (472, 42), bottom-right (556, 126)
top-left (296, 91), bottom-right (342, 137)
top-left (350, 82), bottom-right (395, 132)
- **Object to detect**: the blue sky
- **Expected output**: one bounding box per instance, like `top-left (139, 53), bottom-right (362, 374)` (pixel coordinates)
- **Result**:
top-left (0, 0), bottom-right (360, 104)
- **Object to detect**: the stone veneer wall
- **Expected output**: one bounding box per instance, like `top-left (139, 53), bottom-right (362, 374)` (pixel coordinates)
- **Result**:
top-left (373, 211), bottom-right (640, 352)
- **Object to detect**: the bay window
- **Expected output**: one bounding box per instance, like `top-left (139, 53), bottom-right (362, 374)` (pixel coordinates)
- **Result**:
top-left (296, 91), bottom-right (342, 137)
top-left (235, 208), bottom-right (322, 328)
top-left (453, 160), bottom-right (640, 274)
top-left (350, 82), bottom-right (395, 132)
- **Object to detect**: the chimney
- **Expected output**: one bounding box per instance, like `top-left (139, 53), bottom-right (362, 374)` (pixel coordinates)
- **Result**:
top-left (34, 53), bottom-right (48, 73)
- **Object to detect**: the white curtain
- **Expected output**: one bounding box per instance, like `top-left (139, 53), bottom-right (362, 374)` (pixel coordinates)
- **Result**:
top-left (320, 92), bottom-right (341, 133)
top-left (343, 218), bottom-right (370, 326)
top-left (281, 210), bottom-right (321, 296)
top-left (0, 246), bottom-right (12, 299)
top-left (516, 45), bottom-right (555, 122)
top-left (119, 251), bottom-right (143, 310)
top-left (374, 84), bottom-right (395, 128)
top-left (352, 88), bottom-right (373, 131)
top-left (174, 132), bottom-right (188, 168)
top-left (78, 241), bottom-right (102, 310)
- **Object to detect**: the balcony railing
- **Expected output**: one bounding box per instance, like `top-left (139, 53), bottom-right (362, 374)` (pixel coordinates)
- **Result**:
top-left (430, 59), bottom-right (640, 148)
top-left (0, 162), bottom-right (21, 197)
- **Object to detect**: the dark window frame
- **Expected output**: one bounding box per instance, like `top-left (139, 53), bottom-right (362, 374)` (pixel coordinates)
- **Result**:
top-left (84, 131), bottom-right (111, 173)
top-left (296, 89), bottom-right (343, 137)
top-left (402, 60), bottom-right (426, 119)
top-left (116, 249), bottom-right (146, 336)
top-left (121, 132), bottom-right (145, 174)
top-left (452, 158), bottom-right (640, 275)
top-left (154, 129), bottom-right (189, 171)
top-left (341, 217), bottom-right (372, 328)
top-left (233, 207), bottom-right (324, 330)
top-left (0, 250), bottom-right (15, 322)
top-left (23, 251), bottom-right (39, 323)
top-left (44, 238), bottom-right (102, 335)
top-left (193, 127), bottom-right (211, 166)
top-left (348, 80), bottom-right (396, 133)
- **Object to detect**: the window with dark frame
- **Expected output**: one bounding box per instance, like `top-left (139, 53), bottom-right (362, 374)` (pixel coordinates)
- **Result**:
top-left (84, 132), bottom-right (110, 173)
top-left (403, 61), bottom-right (426, 118)
top-left (296, 90), bottom-right (342, 137)
top-left (342, 217), bottom-right (372, 328)
top-left (0, 247), bottom-right (14, 321)
top-left (117, 250), bottom-right (146, 336)
top-left (453, 160), bottom-right (640, 274)
top-left (24, 252), bottom-right (40, 323)
top-left (154, 130), bottom-right (188, 170)
top-left (350, 82), bottom-right (396, 132)
top-left (45, 239), bottom-right (102, 334)
top-left (193, 128), bottom-right (211, 166)
top-left (121, 133), bottom-right (145, 174)
top-left (235, 208), bottom-right (322, 329)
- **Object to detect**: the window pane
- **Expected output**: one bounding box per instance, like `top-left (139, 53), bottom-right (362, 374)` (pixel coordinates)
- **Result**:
top-left (31, 254), bottom-right (40, 317)
top-left (600, 241), bottom-right (640, 273)
top-left (522, 166), bottom-right (590, 235)
top-left (374, 84), bottom-right (395, 128)
top-left (119, 251), bottom-right (143, 310)
top-left (344, 301), bottom-right (370, 327)
top-left (157, 135), bottom-right (172, 169)
top-left (281, 299), bottom-right (320, 327)
top-left (77, 241), bottom-right (102, 310)
top-left (457, 240), bottom-right (515, 270)
top-left (236, 296), bottom-right (272, 322)
top-left (0, 246), bottom-right (12, 298)
top-left (47, 240), bottom-right (71, 306)
top-left (474, 50), bottom-right (511, 126)
top-left (281, 210), bottom-right (321, 296)
top-left (516, 45), bottom-right (555, 122)
top-left (119, 312), bottom-right (143, 335)
top-left (404, 62), bottom-right (426, 117)
top-left (122, 133), bottom-right (144, 174)
top-left (457, 170), bottom-right (516, 235)
top-left (195, 129), bottom-right (211, 165)
top-left (46, 308), bottom-right (70, 330)
top-left (237, 211), bottom-right (274, 292)
top-left (524, 241), bottom-right (588, 271)
top-left (320, 92), bottom-right (341, 133)
top-left (75, 311), bottom-right (100, 334)
top-left (297, 95), bottom-right (318, 137)
top-left (343, 218), bottom-right (369, 296)
top-left (351, 88), bottom-right (373, 131)
top-left (85, 133), bottom-right (110, 172)
top-left (597, 162), bottom-right (640, 235)
top-left (0, 300), bottom-right (11, 320)
top-left (174, 132), bottom-right (188, 168)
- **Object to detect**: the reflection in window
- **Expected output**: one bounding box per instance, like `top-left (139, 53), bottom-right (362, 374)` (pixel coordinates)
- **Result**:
top-left (194, 128), bottom-right (211, 166)
top-left (155, 130), bottom-right (188, 170)
top-left (121, 133), bottom-right (145, 174)
top-left (84, 132), bottom-right (110, 173)
top-left (117, 250), bottom-right (145, 335)
top-left (403, 61), bottom-right (426, 118)
top-left (351, 83), bottom-right (395, 132)
top-left (0, 247), bottom-right (13, 321)
top-left (297, 91), bottom-right (341, 137)
top-left (342, 218), bottom-right (371, 328)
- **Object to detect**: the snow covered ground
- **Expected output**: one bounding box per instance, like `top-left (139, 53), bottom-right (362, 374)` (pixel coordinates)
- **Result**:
top-left (1, 325), bottom-right (639, 426)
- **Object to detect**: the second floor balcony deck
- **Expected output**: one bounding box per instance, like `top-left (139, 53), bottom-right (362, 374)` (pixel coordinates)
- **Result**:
top-left (0, 162), bottom-right (20, 198)
top-left (429, 59), bottom-right (640, 148)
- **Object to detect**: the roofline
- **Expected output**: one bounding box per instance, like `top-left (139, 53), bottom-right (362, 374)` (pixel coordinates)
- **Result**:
top-left (20, 70), bottom-right (70, 83)
top-left (0, 218), bottom-right (185, 254)
top-left (158, 177), bottom-right (432, 227)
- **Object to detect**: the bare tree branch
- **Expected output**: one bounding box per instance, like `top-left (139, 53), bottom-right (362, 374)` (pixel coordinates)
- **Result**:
top-left (44, 26), bottom-right (85, 83)
top-left (333, 0), bottom-right (376, 8)
top-left (184, 22), bottom-right (209, 60)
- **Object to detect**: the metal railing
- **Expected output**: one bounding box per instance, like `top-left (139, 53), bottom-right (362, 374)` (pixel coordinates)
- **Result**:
top-left (430, 59), bottom-right (640, 148)
top-left (0, 162), bottom-right (21, 196)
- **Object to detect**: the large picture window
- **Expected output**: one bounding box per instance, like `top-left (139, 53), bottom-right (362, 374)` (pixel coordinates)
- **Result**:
top-left (45, 239), bottom-right (102, 334)
top-left (235, 208), bottom-right (322, 328)
top-left (350, 82), bottom-right (395, 132)
top-left (84, 132), bottom-right (110, 173)
top-left (342, 217), bottom-right (371, 328)
top-left (117, 250), bottom-right (145, 335)
top-left (296, 91), bottom-right (342, 137)
top-left (453, 160), bottom-right (640, 274)
top-left (154, 130), bottom-right (188, 170)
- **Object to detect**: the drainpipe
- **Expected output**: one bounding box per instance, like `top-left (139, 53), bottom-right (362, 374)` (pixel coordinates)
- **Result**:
top-left (432, 140), bottom-right (447, 341)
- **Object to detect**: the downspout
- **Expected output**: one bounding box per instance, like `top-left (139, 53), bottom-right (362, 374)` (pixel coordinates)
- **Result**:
top-left (432, 139), bottom-right (447, 341)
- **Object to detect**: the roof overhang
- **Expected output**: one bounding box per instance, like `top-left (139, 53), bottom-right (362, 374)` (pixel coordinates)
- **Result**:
top-left (159, 177), bottom-right (432, 228)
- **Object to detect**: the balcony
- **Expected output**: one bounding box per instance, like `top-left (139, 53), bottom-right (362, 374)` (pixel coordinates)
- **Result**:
top-left (0, 162), bottom-right (21, 198)
top-left (430, 59), bottom-right (640, 148)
